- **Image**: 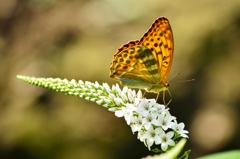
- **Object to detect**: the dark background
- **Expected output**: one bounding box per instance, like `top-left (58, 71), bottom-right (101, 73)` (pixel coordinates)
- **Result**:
top-left (0, 0), bottom-right (240, 158)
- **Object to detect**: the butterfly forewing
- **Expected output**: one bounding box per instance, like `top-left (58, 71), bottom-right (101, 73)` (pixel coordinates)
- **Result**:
top-left (138, 17), bottom-right (174, 81)
top-left (113, 40), bottom-right (139, 58)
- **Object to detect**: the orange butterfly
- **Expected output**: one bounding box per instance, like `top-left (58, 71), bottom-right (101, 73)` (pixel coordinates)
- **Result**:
top-left (109, 17), bottom-right (174, 105)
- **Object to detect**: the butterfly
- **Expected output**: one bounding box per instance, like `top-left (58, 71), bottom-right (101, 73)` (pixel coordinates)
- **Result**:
top-left (109, 17), bottom-right (174, 105)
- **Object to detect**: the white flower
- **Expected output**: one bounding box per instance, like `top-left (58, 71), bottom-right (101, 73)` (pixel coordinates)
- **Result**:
top-left (142, 112), bottom-right (158, 130)
top-left (115, 109), bottom-right (124, 117)
top-left (127, 89), bottom-right (135, 103)
top-left (113, 97), bottom-right (122, 106)
top-left (115, 104), bottom-right (134, 125)
top-left (137, 129), bottom-right (145, 142)
top-left (123, 86), bottom-right (129, 92)
top-left (137, 90), bottom-right (143, 98)
top-left (172, 120), bottom-right (189, 138)
top-left (135, 99), bottom-right (157, 117)
top-left (135, 99), bottom-right (150, 116)
top-left (115, 84), bottom-right (122, 95)
top-left (157, 131), bottom-right (175, 151)
top-left (140, 125), bottom-right (163, 150)
top-left (103, 83), bottom-right (111, 93)
top-left (153, 112), bottom-right (176, 130)
top-left (130, 115), bottom-right (143, 133)
top-left (156, 104), bottom-right (168, 113)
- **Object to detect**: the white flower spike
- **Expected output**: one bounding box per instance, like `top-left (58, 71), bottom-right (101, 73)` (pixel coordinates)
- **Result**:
top-left (17, 76), bottom-right (189, 152)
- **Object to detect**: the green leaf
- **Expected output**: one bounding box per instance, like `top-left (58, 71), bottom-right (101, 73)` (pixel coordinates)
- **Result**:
top-left (144, 139), bottom-right (189, 159)
top-left (197, 150), bottom-right (240, 159)
top-left (178, 150), bottom-right (191, 159)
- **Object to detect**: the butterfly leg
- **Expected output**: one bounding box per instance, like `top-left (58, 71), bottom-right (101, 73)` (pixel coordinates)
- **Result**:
top-left (163, 91), bottom-right (167, 106)
top-left (165, 90), bottom-right (172, 107)
top-left (155, 92), bottom-right (160, 102)
top-left (142, 89), bottom-right (147, 97)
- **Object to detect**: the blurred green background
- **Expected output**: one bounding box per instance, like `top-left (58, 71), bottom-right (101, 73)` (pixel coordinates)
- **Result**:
top-left (1, 0), bottom-right (240, 158)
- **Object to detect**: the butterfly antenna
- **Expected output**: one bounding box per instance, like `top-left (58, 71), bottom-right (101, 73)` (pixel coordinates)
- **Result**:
top-left (177, 79), bottom-right (195, 83)
top-left (169, 72), bottom-right (195, 83)
top-left (169, 72), bottom-right (180, 82)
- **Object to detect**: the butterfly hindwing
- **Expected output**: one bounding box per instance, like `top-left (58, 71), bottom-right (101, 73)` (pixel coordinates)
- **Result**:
top-left (110, 46), bottom-right (159, 89)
